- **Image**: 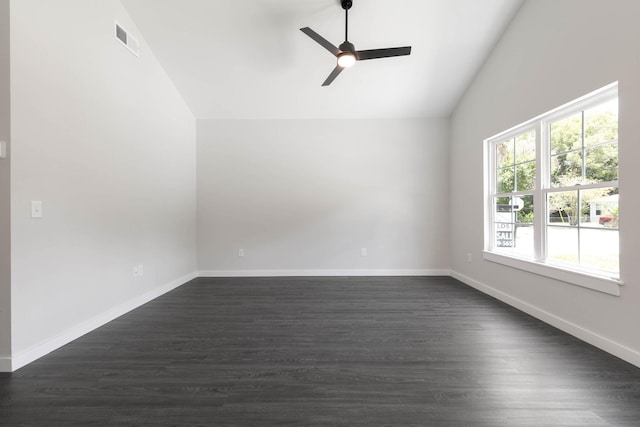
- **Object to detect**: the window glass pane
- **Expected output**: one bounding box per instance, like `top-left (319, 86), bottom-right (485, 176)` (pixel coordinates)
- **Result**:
top-left (495, 222), bottom-right (515, 249)
top-left (550, 151), bottom-right (582, 187)
top-left (494, 195), bottom-right (534, 255)
top-left (548, 191), bottom-right (578, 226)
top-left (496, 139), bottom-right (513, 169)
top-left (513, 225), bottom-right (534, 258)
top-left (496, 224), bottom-right (534, 257)
top-left (547, 226), bottom-right (578, 265)
top-left (580, 187), bottom-right (618, 228)
top-left (584, 100), bottom-right (618, 147)
top-left (585, 142), bottom-right (618, 183)
top-left (495, 197), bottom-right (514, 222)
top-left (515, 131), bottom-right (535, 163)
top-left (580, 228), bottom-right (619, 272)
top-left (516, 161), bottom-right (535, 191)
top-left (550, 113), bottom-right (582, 155)
top-left (494, 197), bottom-right (514, 249)
top-left (515, 194), bottom-right (534, 224)
top-left (497, 167), bottom-right (514, 193)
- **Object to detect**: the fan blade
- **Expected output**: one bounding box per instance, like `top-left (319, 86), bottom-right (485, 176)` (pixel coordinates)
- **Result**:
top-left (322, 66), bottom-right (344, 86)
top-left (356, 46), bottom-right (412, 61)
top-left (300, 27), bottom-right (340, 56)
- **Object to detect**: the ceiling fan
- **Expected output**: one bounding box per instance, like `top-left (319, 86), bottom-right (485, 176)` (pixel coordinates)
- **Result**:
top-left (300, 0), bottom-right (412, 86)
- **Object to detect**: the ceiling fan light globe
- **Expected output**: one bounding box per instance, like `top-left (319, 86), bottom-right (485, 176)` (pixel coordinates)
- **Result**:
top-left (337, 53), bottom-right (356, 68)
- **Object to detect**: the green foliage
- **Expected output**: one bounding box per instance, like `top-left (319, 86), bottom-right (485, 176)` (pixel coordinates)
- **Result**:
top-left (585, 143), bottom-right (618, 182)
top-left (549, 110), bottom-right (618, 186)
top-left (496, 131), bottom-right (536, 194)
top-left (550, 114), bottom-right (581, 154)
top-left (547, 186), bottom-right (611, 225)
top-left (604, 205), bottom-right (620, 228)
top-left (548, 189), bottom-right (578, 225)
top-left (609, 205), bottom-right (619, 218)
top-left (546, 107), bottom-right (618, 223)
top-left (518, 210), bottom-right (534, 224)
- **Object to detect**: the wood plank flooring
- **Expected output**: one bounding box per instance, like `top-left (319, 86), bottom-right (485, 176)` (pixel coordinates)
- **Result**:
top-left (1, 276), bottom-right (640, 426)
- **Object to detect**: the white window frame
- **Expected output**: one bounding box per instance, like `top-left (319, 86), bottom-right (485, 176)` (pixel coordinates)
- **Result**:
top-left (483, 83), bottom-right (621, 296)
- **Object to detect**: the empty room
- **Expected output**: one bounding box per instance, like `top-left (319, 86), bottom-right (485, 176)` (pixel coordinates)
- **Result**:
top-left (1, 0), bottom-right (640, 425)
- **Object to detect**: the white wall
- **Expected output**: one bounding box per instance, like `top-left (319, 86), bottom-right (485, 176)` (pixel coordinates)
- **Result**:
top-left (0, 0), bottom-right (11, 369)
top-left (198, 119), bottom-right (450, 275)
top-left (450, 0), bottom-right (640, 366)
top-left (8, 0), bottom-right (197, 367)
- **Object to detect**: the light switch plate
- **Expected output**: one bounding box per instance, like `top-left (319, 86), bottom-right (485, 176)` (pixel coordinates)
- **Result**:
top-left (31, 201), bottom-right (43, 218)
top-left (0, 141), bottom-right (6, 159)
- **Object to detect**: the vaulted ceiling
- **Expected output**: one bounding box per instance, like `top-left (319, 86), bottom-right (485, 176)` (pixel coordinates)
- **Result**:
top-left (121, 0), bottom-right (523, 119)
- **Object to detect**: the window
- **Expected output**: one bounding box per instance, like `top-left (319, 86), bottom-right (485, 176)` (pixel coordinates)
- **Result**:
top-left (493, 130), bottom-right (536, 258)
top-left (485, 83), bottom-right (620, 295)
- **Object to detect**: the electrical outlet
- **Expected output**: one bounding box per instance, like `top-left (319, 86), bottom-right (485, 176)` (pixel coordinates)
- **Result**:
top-left (238, 248), bottom-right (245, 257)
top-left (467, 252), bottom-right (473, 263)
top-left (133, 264), bottom-right (144, 277)
top-left (361, 248), bottom-right (368, 257)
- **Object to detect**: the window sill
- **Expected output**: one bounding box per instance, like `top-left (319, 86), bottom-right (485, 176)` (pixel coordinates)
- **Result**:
top-left (482, 251), bottom-right (622, 296)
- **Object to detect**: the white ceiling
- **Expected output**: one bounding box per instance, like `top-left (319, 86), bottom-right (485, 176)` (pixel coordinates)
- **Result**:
top-left (121, 0), bottom-right (523, 120)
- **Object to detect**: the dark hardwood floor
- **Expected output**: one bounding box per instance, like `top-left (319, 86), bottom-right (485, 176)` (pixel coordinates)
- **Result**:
top-left (1, 276), bottom-right (639, 426)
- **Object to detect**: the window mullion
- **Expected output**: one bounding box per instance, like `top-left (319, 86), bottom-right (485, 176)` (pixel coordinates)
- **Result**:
top-left (577, 190), bottom-right (582, 265)
top-left (534, 121), bottom-right (545, 262)
top-left (545, 180), bottom-right (619, 193)
top-left (512, 137), bottom-right (517, 193)
top-left (486, 141), bottom-right (496, 252)
top-left (581, 110), bottom-right (586, 183)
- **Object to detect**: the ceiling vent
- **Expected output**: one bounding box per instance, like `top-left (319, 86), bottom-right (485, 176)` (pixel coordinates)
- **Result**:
top-left (114, 22), bottom-right (139, 57)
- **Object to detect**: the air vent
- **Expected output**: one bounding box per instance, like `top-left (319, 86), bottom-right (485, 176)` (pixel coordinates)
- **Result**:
top-left (114, 22), bottom-right (139, 57)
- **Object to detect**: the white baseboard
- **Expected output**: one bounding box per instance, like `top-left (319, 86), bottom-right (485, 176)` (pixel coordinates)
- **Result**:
top-left (0, 357), bottom-right (10, 372)
top-left (198, 269), bottom-right (451, 277)
top-left (6, 271), bottom-right (198, 372)
top-left (450, 270), bottom-right (640, 369)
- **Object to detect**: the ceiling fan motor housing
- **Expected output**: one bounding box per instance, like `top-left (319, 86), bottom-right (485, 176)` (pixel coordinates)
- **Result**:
top-left (341, 0), bottom-right (353, 10)
top-left (339, 41), bottom-right (355, 53)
